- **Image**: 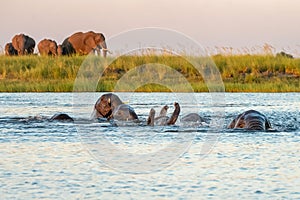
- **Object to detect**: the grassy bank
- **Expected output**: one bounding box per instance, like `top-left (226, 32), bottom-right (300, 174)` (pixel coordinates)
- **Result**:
top-left (0, 54), bottom-right (299, 92)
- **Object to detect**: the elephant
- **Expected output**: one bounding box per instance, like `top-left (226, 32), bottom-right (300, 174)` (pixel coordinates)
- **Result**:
top-left (93, 93), bottom-right (138, 121)
top-left (227, 110), bottom-right (272, 131)
top-left (50, 113), bottom-right (74, 121)
top-left (12, 33), bottom-right (35, 55)
top-left (5, 43), bottom-right (18, 55)
top-left (147, 102), bottom-right (180, 126)
top-left (112, 104), bottom-right (139, 121)
top-left (181, 113), bottom-right (205, 123)
top-left (38, 39), bottom-right (58, 56)
top-left (61, 31), bottom-right (108, 57)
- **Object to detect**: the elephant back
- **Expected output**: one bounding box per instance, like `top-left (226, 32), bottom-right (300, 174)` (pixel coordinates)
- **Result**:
top-left (61, 37), bottom-right (75, 55)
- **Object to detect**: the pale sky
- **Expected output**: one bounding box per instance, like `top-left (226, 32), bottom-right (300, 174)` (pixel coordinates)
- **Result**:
top-left (1, 0), bottom-right (300, 55)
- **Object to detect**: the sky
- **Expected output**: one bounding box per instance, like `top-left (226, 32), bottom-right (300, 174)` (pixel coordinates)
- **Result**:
top-left (1, 0), bottom-right (300, 55)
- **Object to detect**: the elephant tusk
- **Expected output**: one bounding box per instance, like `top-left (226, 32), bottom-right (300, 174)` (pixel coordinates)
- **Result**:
top-left (102, 48), bottom-right (112, 54)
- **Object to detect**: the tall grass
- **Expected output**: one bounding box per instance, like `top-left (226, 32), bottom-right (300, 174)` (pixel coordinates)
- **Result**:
top-left (0, 54), bottom-right (299, 92)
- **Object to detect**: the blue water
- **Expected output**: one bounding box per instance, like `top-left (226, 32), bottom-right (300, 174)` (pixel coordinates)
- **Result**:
top-left (0, 92), bottom-right (299, 199)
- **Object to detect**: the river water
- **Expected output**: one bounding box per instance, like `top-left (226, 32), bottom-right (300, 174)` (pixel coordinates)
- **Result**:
top-left (0, 92), bottom-right (299, 199)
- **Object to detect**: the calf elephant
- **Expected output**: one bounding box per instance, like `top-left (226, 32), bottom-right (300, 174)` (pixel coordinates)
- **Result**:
top-left (93, 93), bottom-right (138, 121)
top-left (5, 43), bottom-right (18, 55)
top-left (12, 33), bottom-right (35, 55)
top-left (61, 31), bottom-right (108, 57)
top-left (38, 39), bottom-right (58, 56)
top-left (227, 110), bottom-right (272, 131)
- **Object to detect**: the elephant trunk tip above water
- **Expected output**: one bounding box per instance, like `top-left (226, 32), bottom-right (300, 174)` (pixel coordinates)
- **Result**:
top-left (147, 102), bottom-right (180, 126)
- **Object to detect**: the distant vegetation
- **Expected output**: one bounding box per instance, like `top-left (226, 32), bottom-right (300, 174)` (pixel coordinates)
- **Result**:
top-left (0, 54), bottom-right (299, 92)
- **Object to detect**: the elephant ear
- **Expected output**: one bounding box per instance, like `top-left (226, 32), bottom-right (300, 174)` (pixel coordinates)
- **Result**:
top-left (85, 36), bottom-right (97, 48)
top-left (94, 33), bottom-right (104, 44)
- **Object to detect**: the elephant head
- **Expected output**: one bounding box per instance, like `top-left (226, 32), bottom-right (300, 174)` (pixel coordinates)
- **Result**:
top-left (93, 93), bottom-right (138, 121)
top-left (5, 43), bottom-right (18, 56)
top-left (94, 93), bottom-right (123, 119)
top-left (228, 110), bottom-right (272, 130)
top-left (38, 39), bottom-right (58, 56)
top-left (12, 33), bottom-right (35, 55)
top-left (93, 32), bottom-right (108, 57)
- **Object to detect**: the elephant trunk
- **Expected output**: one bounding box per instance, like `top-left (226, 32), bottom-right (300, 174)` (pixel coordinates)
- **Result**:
top-left (99, 41), bottom-right (108, 57)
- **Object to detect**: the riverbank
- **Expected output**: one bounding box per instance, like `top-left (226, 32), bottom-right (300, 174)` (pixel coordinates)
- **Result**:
top-left (0, 54), bottom-right (299, 92)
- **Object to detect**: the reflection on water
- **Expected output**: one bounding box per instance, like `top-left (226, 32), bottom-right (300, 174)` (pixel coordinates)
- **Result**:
top-left (0, 93), bottom-right (299, 199)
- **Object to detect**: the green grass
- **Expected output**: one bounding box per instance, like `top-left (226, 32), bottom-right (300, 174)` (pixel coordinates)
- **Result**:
top-left (0, 54), bottom-right (299, 92)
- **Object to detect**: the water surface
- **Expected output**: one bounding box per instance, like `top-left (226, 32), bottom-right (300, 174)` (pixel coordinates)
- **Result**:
top-left (0, 92), bottom-right (299, 199)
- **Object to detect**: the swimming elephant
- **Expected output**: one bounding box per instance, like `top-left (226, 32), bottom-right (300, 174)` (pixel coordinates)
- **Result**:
top-left (227, 110), bottom-right (272, 130)
top-left (147, 102), bottom-right (180, 126)
top-left (112, 104), bottom-right (139, 121)
top-left (181, 113), bottom-right (205, 123)
top-left (12, 33), bottom-right (35, 55)
top-left (61, 31), bottom-right (108, 57)
top-left (50, 113), bottom-right (74, 122)
top-left (5, 43), bottom-right (18, 55)
top-left (93, 93), bottom-right (138, 121)
top-left (38, 39), bottom-right (58, 56)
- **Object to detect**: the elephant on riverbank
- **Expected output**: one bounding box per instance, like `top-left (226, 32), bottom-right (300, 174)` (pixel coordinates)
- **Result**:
top-left (147, 102), bottom-right (180, 126)
top-left (61, 31), bottom-right (108, 57)
top-left (5, 43), bottom-right (18, 55)
top-left (12, 33), bottom-right (35, 55)
top-left (93, 93), bottom-right (138, 121)
top-left (227, 110), bottom-right (272, 131)
top-left (38, 39), bottom-right (58, 56)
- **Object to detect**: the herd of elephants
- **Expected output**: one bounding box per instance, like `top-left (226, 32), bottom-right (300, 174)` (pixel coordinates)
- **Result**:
top-left (4, 31), bottom-right (108, 57)
top-left (4, 31), bottom-right (272, 131)
top-left (50, 93), bottom-right (273, 131)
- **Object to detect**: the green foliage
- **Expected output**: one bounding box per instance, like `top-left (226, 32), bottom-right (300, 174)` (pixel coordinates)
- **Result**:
top-left (0, 54), bottom-right (299, 92)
